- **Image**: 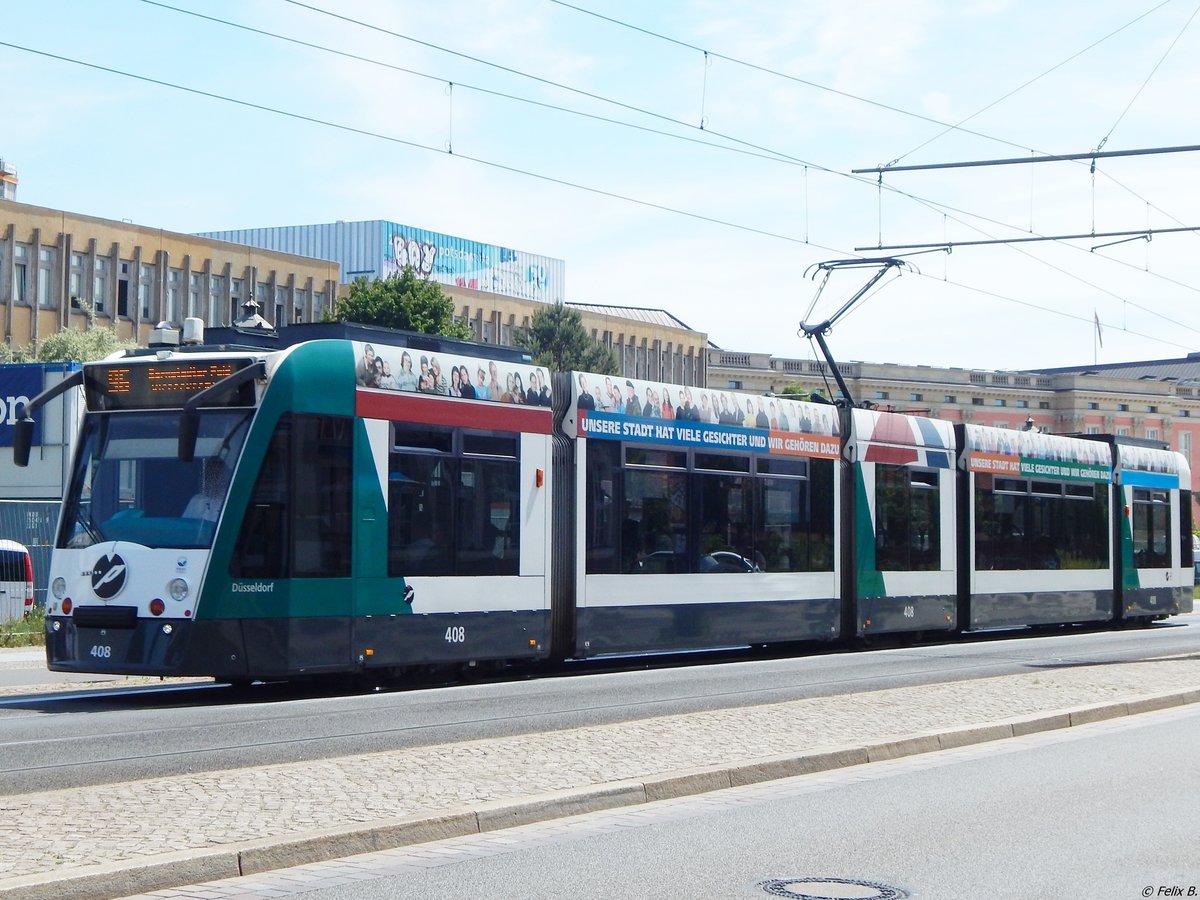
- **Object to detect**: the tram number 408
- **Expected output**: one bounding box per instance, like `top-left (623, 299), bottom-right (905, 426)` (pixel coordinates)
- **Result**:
top-left (89, 645), bottom-right (112, 658)
top-left (444, 626), bottom-right (466, 644)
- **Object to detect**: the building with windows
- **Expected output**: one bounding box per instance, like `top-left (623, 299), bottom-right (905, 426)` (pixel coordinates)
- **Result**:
top-left (204, 220), bottom-right (710, 387)
top-left (14, 193), bottom-right (1195, 469)
top-left (0, 161), bottom-right (16, 203)
top-left (565, 304), bottom-right (706, 387)
top-left (443, 291), bottom-right (708, 387)
top-left (0, 198), bottom-right (710, 385)
top-left (0, 199), bottom-right (341, 354)
top-left (197, 220), bottom-right (565, 303)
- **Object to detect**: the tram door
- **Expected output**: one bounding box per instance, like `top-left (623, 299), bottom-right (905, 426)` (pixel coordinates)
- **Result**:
top-left (232, 413), bottom-right (357, 676)
top-left (844, 409), bottom-right (957, 638)
top-left (1114, 444), bottom-right (1194, 619)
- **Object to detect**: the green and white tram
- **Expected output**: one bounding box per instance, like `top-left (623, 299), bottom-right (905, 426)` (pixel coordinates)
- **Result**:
top-left (21, 327), bottom-right (555, 680)
top-left (1112, 441), bottom-right (1193, 619)
top-left (844, 409), bottom-right (958, 638)
top-left (14, 322), bottom-right (1195, 683)
top-left (562, 372), bottom-right (844, 655)
top-left (959, 424), bottom-right (1116, 629)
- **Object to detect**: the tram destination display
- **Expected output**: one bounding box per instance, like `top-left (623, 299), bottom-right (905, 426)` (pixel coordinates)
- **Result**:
top-left (84, 358), bottom-right (257, 410)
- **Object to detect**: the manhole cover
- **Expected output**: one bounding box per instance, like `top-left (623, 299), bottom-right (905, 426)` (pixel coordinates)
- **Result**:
top-left (756, 877), bottom-right (910, 900)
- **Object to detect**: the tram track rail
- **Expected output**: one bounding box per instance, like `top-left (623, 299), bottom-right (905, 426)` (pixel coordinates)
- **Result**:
top-left (0, 618), bottom-right (1197, 796)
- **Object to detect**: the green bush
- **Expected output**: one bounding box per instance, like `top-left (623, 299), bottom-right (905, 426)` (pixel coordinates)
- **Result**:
top-left (0, 606), bottom-right (46, 647)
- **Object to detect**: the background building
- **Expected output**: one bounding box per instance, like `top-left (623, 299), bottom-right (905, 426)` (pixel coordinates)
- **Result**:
top-left (0, 161), bottom-right (16, 202)
top-left (203, 220), bottom-right (710, 387)
top-left (442, 291), bottom-right (708, 387)
top-left (198, 220), bottom-right (564, 304)
top-left (0, 200), bottom-right (341, 354)
top-left (7, 194), bottom-right (1197, 471)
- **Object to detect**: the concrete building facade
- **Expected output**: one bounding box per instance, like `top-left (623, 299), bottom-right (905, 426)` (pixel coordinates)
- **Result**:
top-left (0, 200), bottom-right (341, 354)
top-left (0, 161), bottom-right (16, 202)
top-left (6, 195), bottom-right (1195, 470)
top-left (198, 220), bottom-right (565, 304)
top-left (444, 288), bottom-right (708, 387)
top-left (202, 220), bottom-right (708, 387)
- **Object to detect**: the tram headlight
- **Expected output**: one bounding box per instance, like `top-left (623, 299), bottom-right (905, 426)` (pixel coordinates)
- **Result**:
top-left (51, 577), bottom-right (66, 600)
top-left (168, 578), bottom-right (189, 602)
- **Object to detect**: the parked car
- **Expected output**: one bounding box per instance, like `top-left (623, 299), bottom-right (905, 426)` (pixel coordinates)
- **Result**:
top-left (0, 540), bottom-right (34, 623)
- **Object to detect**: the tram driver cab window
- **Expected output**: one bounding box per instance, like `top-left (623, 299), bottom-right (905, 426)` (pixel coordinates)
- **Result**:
top-left (184, 458), bottom-right (231, 523)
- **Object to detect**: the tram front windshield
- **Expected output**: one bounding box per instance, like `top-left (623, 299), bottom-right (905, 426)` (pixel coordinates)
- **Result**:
top-left (58, 410), bottom-right (252, 550)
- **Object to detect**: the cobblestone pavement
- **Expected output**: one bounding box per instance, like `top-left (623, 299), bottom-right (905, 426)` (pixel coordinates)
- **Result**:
top-left (0, 653), bottom-right (1197, 883)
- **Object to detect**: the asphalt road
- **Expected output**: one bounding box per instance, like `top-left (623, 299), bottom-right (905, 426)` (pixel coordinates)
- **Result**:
top-left (1, 613), bottom-right (1198, 796)
top-left (267, 703), bottom-right (1200, 900)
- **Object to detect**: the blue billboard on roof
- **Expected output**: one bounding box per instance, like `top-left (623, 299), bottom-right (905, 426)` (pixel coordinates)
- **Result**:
top-left (382, 223), bottom-right (559, 302)
top-left (197, 220), bottom-right (565, 304)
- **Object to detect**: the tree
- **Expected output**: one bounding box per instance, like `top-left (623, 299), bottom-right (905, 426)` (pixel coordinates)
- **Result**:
top-left (515, 302), bottom-right (618, 375)
top-left (32, 325), bottom-right (135, 362)
top-left (0, 303), bottom-right (137, 363)
top-left (333, 267), bottom-right (470, 339)
top-left (780, 382), bottom-right (827, 402)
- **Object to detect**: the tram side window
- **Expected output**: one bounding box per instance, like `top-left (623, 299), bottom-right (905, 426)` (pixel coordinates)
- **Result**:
top-left (292, 417), bottom-right (353, 577)
top-left (389, 454), bottom-right (453, 576)
top-left (457, 455), bottom-right (519, 576)
top-left (1181, 491), bottom-right (1194, 568)
top-left (585, 441), bottom-right (620, 574)
top-left (1055, 483), bottom-right (1108, 569)
top-left (231, 414), bottom-right (353, 579)
top-left (757, 457), bottom-right (835, 572)
top-left (974, 476), bottom-right (1026, 570)
top-left (695, 468), bottom-right (755, 572)
top-left (1133, 488), bottom-right (1171, 569)
top-left (974, 476), bottom-right (1106, 570)
top-left (584, 445), bottom-right (836, 575)
top-left (231, 424), bottom-right (291, 578)
top-left (387, 425), bottom-right (519, 577)
top-left (624, 465), bottom-right (687, 574)
top-left (1026, 482), bottom-right (1065, 569)
top-left (875, 465), bottom-right (939, 571)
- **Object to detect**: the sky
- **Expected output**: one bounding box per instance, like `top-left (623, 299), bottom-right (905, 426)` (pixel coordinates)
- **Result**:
top-left (3, 0), bottom-right (1200, 371)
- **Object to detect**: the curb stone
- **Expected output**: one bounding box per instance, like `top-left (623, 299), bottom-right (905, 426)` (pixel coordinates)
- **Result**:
top-left (0, 848), bottom-right (240, 900)
top-left (1, 686), bottom-right (1197, 900)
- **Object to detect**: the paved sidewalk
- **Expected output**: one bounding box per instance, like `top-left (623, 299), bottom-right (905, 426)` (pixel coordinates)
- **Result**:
top-left (0, 653), bottom-right (1198, 899)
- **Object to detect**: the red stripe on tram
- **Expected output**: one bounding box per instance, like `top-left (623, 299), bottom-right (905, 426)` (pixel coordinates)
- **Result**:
top-left (355, 389), bottom-right (553, 434)
top-left (863, 444), bottom-right (919, 465)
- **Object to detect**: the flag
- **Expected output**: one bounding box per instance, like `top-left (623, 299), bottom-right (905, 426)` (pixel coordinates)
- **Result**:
top-left (1094, 311), bottom-right (1103, 348)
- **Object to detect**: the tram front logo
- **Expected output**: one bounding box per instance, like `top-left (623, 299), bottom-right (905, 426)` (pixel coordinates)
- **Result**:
top-left (89, 554), bottom-right (128, 600)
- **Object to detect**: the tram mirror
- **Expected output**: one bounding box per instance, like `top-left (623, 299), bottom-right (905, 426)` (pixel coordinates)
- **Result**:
top-left (12, 417), bottom-right (32, 468)
top-left (178, 411), bottom-right (198, 462)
